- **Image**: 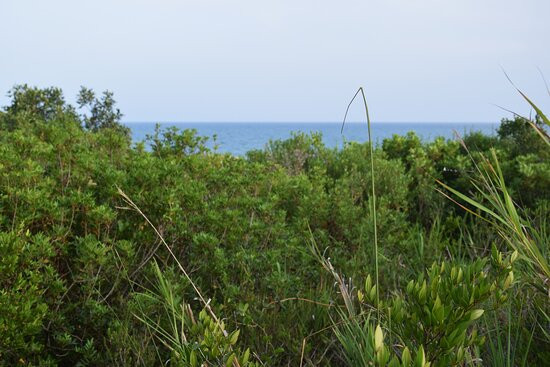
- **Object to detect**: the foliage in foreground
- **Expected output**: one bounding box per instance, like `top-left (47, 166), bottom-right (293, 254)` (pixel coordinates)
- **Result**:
top-left (133, 261), bottom-right (258, 367)
top-left (0, 85), bottom-right (548, 366)
top-left (330, 85), bottom-right (549, 367)
top-left (333, 250), bottom-right (516, 367)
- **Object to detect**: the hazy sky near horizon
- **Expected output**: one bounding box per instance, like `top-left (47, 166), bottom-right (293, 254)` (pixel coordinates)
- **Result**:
top-left (1, 0), bottom-right (549, 122)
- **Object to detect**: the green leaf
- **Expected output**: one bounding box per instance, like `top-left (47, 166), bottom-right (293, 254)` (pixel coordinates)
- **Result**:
top-left (229, 329), bottom-right (240, 345)
top-left (226, 352), bottom-right (236, 367)
top-left (469, 309), bottom-right (484, 321)
top-left (388, 356), bottom-right (401, 367)
top-left (374, 324), bottom-right (384, 352)
top-left (190, 350), bottom-right (197, 367)
top-left (415, 345), bottom-right (426, 367)
top-left (401, 346), bottom-right (412, 365)
top-left (241, 348), bottom-right (250, 365)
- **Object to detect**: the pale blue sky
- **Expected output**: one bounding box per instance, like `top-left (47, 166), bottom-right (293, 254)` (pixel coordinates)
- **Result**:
top-left (1, 0), bottom-right (549, 122)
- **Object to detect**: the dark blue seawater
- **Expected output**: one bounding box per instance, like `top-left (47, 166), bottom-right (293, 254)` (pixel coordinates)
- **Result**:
top-left (124, 122), bottom-right (499, 156)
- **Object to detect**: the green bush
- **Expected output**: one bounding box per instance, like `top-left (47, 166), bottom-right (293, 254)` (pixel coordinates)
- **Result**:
top-left (0, 231), bottom-right (63, 366)
top-left (0, 85), bottom-right (548, 365)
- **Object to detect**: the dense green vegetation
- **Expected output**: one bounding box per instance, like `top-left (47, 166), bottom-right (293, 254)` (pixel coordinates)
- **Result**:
top-left (0, 85), bottom-right (548, 366)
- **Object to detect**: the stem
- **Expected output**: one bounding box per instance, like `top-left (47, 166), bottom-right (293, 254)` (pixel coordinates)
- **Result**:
top-left (342, 87), bottom-right (379, 316)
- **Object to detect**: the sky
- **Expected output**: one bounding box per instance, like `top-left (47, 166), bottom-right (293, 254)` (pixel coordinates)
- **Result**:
top-left (1, 0), bottom-right (549, 123)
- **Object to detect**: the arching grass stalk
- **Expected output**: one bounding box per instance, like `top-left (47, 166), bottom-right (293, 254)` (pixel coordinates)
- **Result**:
top-left (502, 69), bottom-right (550, 146)
top-left (342, 87), bottom-right (379, 316)
top-left (117, 187), bottom-right (244, 367)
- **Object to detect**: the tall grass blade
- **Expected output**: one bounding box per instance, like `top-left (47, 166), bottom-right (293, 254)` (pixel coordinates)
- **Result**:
top-left (342, 87), bottom-right (379, 314)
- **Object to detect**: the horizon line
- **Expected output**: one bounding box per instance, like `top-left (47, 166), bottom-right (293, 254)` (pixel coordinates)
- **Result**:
top-left (122, 121), bottom-right (498, 124)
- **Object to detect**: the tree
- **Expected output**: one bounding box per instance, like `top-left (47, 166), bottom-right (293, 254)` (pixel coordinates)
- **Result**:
top-left (0, 84), bottom-right (77, 129)
top-left (0, 85), bottom-right (129, 136)
top-left (77, 86), bottom-right (128, 134)
top-left (497, 115), bottom-right (547, 156)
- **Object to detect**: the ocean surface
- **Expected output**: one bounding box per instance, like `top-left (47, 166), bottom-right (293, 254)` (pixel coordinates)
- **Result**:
top-left (124, 122), bottom-right (499, 156)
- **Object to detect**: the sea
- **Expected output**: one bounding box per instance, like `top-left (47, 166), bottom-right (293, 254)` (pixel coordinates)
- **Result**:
top-left (124, 122), bottom-right (499, 156)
